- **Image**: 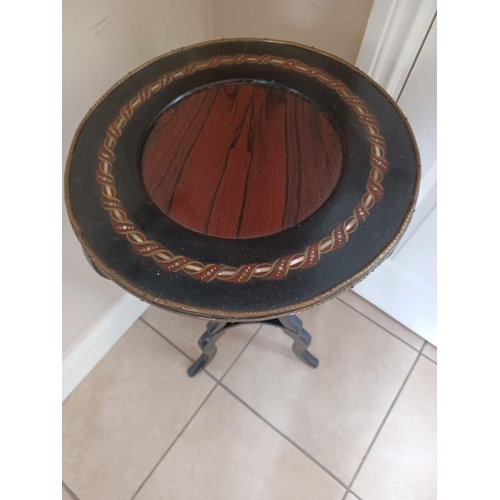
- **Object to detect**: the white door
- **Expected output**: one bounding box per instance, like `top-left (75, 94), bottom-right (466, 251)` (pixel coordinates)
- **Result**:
top-left (354, 11), bottom-right (437, 344)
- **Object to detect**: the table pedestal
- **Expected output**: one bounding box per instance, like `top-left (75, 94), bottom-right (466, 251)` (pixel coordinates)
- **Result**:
top-left (188, 315), bottom-right (319, 377)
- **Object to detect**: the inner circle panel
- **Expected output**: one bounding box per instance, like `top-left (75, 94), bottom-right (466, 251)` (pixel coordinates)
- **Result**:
top-left (141, 82), bottom-right (343, 239)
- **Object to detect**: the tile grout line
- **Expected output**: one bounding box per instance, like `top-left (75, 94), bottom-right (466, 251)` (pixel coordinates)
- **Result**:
top-left (141, 316), bottom-right (428, 497)
top-left (143, 311), bottom-right (434, 371)
top-left (136, 316), bottom-right (432, 499)
top-left (128, 320), bottom-right (262, 499)
top-left (129, 382), bottom-right (220, 500)
top-left (347, 491), bottom-right (363, 500)
top-left (62, 481), bottom-right (80, 500)
top-left (420, 340), bottom-right (437, 365)
top-left (219, 324), bottom-right (262, 382)
top-left (336, 296), bottom-right (425, 352)
top-left (141, 318), bottom-right (262, 381)
top-left (421, 352), bottom-right (437, 365)
top-left (140, 317), bottom-right (197, 362)
top-left (220, 383), bottom-right (350, 492)
top-left (141, 317), bottom-right (218, 382)
top-left (341, 343), bottom-right (426, 500)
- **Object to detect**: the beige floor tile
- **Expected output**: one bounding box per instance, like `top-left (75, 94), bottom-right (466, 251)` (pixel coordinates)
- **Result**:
top-left (352, 356), bottom-right (436, 500)
top-left (423, 342), bottom-right (437, 362)
top-left (62, 321), bottom-right (215, 500)
top-left (142, 306), bottom-right (258, 379)
top-left (339, 290), bottom-right (425, 350)
top-left (345, 494), bottom-right (359, 500)
top-left (223, 299), bottom-right (418, 484)
top-left (135, 386), bottom-right (345, 500)
top-left (62, 487), bottom-right (72, 500)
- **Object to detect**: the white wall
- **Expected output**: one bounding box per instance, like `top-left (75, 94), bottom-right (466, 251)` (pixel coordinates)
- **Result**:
top-left (62, 0), bottom-right (374, 356)
top-left (353, 6), bottom-right (437, 343)
top-left (62, 0), bottom-right (212, 354)
top-left (209, 0), bottom-right (374, 63)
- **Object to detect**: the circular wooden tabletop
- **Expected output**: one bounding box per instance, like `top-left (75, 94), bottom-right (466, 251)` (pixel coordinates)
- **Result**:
top-left (65, 39), bottom-right (420, 321)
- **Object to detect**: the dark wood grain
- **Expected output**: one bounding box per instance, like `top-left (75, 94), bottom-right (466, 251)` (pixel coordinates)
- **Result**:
top-left (141, 83), bottom-right (343, 239)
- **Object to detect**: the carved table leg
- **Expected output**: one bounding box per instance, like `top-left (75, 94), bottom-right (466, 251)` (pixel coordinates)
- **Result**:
top-left (267, 315), bottom-right (319, 368)
top-left (188, 321), bottom-right (237, 377)
top-left (188, 315), bottom-right (319, 376)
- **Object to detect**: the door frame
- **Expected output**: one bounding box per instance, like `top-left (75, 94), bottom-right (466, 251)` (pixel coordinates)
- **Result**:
top-left (357, 0), bottom-right (437, 226)
top-left (356, 0), bottom-right (437, 99)
top-left (353, 0), bottom-right (438, 344)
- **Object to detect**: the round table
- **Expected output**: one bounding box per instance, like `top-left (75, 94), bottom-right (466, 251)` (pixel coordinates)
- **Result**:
top-left (65, 39), bottom-right (419, 375)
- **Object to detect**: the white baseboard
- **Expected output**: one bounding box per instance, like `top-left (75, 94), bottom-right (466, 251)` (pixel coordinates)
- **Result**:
top-left (62, 293), bottom-right (149, 401)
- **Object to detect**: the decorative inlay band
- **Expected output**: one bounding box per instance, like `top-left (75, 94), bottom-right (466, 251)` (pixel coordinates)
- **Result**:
top-left (96, 54), bottom-right (389, 283)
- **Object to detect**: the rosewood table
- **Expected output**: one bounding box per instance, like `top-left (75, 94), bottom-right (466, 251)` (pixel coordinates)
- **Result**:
top-left (65, 39), bottom-right (419, 376)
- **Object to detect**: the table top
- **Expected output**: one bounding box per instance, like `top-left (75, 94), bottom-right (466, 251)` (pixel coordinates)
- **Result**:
top-left (65, 39), bottom-right (420, 321)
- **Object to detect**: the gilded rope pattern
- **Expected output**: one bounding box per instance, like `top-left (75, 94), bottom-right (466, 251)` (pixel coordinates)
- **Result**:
top-left (96, 54), bottom-right (389, 283)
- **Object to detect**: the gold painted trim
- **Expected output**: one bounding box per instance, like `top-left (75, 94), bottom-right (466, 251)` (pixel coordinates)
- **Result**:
top-left (64, 38), bottom-right (420, 321)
